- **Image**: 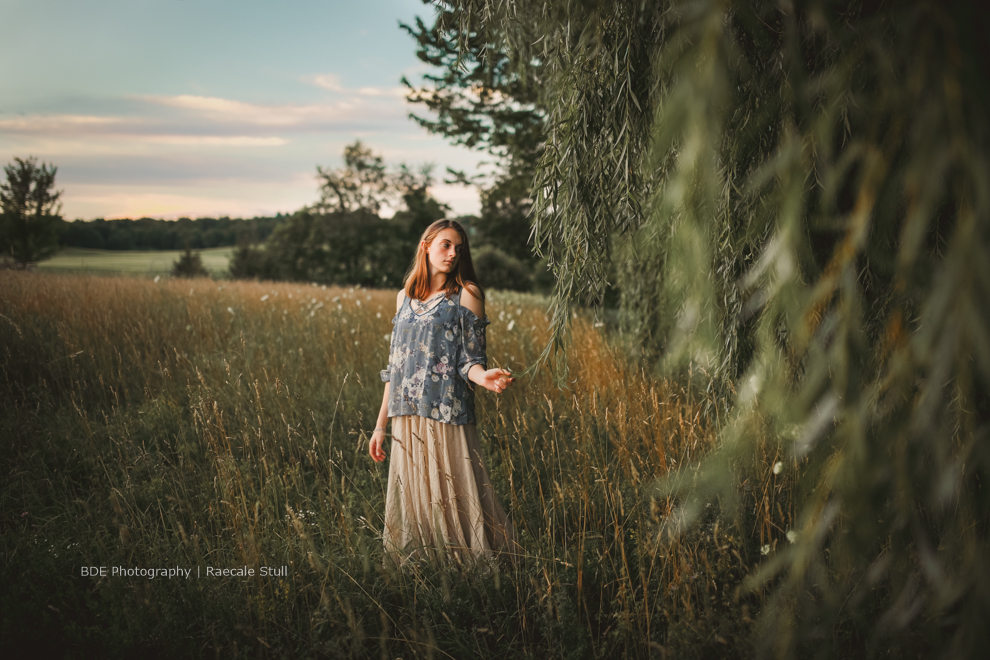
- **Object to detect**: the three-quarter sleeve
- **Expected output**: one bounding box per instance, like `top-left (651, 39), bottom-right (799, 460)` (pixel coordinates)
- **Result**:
top-left (458, 308), bottom-right (490, 382)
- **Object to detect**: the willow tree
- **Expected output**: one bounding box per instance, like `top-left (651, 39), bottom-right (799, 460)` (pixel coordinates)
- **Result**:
top-left (443, 0), bottom-right (990, 656)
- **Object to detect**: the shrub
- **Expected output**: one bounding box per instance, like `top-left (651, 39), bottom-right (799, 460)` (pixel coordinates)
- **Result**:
top-left (170, 246), bottom-right (209, 278)
top-left (473, 245), bottom-right (532, 292)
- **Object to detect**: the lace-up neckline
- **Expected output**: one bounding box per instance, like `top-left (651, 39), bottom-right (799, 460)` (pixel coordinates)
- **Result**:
top-left (410, 291), bottom-right (447, 316)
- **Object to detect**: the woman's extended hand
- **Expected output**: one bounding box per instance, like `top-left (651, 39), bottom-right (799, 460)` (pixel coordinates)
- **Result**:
top-left (369, 429), bottom-right (387, 462)
top-left (475, 367), bottom-right (515, 394)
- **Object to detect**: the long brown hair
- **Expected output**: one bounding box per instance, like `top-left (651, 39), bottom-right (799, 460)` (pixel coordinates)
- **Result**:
top-left (404, 219), bottom-right (484, 302)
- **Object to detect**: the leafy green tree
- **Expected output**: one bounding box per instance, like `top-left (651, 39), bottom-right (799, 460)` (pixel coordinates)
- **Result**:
top-left (314, 141), bottom-right (392, 215)
top-left (448, 0), bottom-right (990, 655)
top-left (390, 163), bottom-right (449, 240)
top-left (401, 2), bottom-right (544, 272)
top-left (232, 144), bottom-right (447, 286)
top-left (0, 157), bottom-right (62, 266)
top-left (171, 246), bottom-right (209, 278)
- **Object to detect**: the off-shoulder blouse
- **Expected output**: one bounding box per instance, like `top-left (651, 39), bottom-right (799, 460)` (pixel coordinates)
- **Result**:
top-left (380, 287), bottom-right (489, 425)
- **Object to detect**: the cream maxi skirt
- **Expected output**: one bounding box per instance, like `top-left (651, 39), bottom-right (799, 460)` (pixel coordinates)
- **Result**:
top-left (383, 415), bottom-right (519, 565)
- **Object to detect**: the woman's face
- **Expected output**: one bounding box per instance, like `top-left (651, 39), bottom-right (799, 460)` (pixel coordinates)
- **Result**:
top-left (424, 228), bottom-right (463, 276)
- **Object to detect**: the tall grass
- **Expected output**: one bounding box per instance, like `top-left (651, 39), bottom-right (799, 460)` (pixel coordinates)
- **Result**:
top-left (1, 272), bottom-right (783, 658)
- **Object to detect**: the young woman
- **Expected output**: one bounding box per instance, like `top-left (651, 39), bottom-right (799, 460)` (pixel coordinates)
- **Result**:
top-left (369, 219), bottom-right (519, 564)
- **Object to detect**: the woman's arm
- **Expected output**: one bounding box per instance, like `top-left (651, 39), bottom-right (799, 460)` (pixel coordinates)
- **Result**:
top-left (460, 286), bottom-right (515, 394)
top-left (369, 382), bottom-right (389, 462)
top-left (369, 289), bottom-right (405, 462)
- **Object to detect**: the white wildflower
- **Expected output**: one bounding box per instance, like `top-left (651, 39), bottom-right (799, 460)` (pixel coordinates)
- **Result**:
top-left (261, 294), bottom-right (269, 302)
top-left (786, 530), bottom-right (798, 544)
top-left (761, 544), bottom-right (771, 556)
top-left (153, 275), bottom-right (161, 283)
top-left (773, 461), bottom-right (783, 475)
top-left (507, 320), bottom-right (515, 331)
top-left (227, 307), bottom-right (235, 315)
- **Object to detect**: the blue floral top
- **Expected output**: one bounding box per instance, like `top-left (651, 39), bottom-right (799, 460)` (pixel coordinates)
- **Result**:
top-left (380, 287), bottom-right (490, 425)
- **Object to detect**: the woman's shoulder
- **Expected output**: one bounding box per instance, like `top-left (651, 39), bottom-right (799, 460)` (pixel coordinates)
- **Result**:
top-left (395, 289), bottom-right (405, 312)
top-left (459, 283), bottom-right (486, 320)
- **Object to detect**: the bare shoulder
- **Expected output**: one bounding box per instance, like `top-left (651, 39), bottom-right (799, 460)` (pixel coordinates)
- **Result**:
top-left (395, 289), bottom-right (404, 313)
top-left (459, 283), bottom-right (486, 320)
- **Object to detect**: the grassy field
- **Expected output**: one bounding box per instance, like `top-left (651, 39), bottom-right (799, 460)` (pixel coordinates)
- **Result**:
top-left (36, 246), bottom-right (236, 277)
top-left (0, 271), bottom-right (787, 659)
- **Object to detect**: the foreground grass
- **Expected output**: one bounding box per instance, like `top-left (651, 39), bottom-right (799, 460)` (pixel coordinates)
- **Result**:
top-left (0, 272), bottom-right (786, 659)
top-left (36, 246), bottom-right (235, 277)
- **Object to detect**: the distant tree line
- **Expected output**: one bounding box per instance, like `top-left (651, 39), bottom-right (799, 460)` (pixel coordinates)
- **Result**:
top-left (58, 215), bottom-right (284, 251)
top-left (3, 138), bottom-right (547, 292)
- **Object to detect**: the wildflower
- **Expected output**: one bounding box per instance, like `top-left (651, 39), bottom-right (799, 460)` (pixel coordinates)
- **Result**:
top-left (153, 275), bottom-right (161, 283)
top-left (761, 544), bottom-right (771, 556)
top-left (786, 530), bottom-right (798, 544)
top-left (507, 320), bottom-right (515, 331)
top-left (773, 461), bottom-right (783, 475)
top-left (261, 294), bottom-right (269, 302)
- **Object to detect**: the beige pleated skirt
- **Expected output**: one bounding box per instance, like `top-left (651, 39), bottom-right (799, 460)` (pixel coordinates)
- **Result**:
top-left (383, 415), bottom-right (520, 565)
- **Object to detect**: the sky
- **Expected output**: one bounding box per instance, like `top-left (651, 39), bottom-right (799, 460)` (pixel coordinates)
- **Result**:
top-left (0, 0), bottom-right (484, 220)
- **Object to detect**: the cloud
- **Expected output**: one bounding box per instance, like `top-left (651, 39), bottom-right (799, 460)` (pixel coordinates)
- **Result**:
top-left (0, 89), bottom-right (480, 219)
top-left (139, 94), bottom-right (358, 127)
top-left (65, 185), bottom-right (309, 220)
top-left (0, 115), bottom-right (132, 132)
top-left (0, 115), bottom-right (287, 147)
top-left (306, 74), bottom-right (407, 98)
top-left (311, 74), bottom-right (345, 93)
top-left (143, 135), bottom-right (288, 147)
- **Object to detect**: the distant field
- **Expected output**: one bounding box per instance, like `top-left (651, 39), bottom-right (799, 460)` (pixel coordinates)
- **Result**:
top-left (36, 246), bottom-right (234, 276)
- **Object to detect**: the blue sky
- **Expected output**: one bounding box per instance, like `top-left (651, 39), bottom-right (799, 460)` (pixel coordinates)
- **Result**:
top-left (0, 0), bottom-right (483, 220)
